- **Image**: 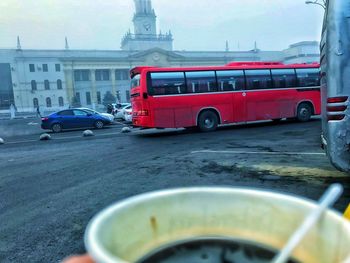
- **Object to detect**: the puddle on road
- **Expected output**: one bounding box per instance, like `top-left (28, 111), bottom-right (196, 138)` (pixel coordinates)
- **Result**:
top-left (200, 161), bottom-right (272, 178)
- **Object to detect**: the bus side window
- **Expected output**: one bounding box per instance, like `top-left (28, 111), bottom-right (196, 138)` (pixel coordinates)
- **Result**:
top-left (150, 72), bottom-right (186, 95)
top-left (296, 68), bottom-right (320, 87)
top-left (216, 70), bottom-right (245, 91)
top-left (271, 69), bottom-right (297, 88)
top-left (245, 70), bottom-right (272, 90)
top-left (185, 71), bottom-right (217, 93)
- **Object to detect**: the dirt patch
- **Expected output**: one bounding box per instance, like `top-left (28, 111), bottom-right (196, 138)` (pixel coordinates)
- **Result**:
top-left (253, 164), bottom-right (343, 178)
top-left (201, 161), bottom-right (238, 174)
top-left (200, 161), bottom-right (272, 178)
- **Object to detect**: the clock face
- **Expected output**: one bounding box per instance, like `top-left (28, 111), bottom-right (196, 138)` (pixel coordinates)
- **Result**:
top-left (143, 22), bottom-right (151, 31)
top-left (152, 53), bottom-right (160, 61)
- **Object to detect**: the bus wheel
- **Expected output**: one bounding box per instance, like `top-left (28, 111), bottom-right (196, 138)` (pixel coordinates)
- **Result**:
top-left (297, 103), bottom-right (312, 122)
top-left (198, 111), bottom-right (218, 132)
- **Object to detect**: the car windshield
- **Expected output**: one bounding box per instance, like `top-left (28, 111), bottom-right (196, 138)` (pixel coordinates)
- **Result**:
top-left (2, 2), bottom-right (349, 263)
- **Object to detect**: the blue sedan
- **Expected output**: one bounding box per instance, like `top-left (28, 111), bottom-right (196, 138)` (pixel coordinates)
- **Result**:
top-left (41, 109), bottom-right (112, 133)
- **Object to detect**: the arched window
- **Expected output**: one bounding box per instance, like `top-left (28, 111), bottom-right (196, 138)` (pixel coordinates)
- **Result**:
top-left (33, 98), bottom-right (39, 108)
top-left (46, 97), bottom-right (52, 108)
top-left (31, 80), bottom-right (37, 91)
top-left (57, 79), bottom-right (62, 90)
top-left (44, 80), bottom-right (50, 90)
top-left (58, 97), bottom-right (64, 107)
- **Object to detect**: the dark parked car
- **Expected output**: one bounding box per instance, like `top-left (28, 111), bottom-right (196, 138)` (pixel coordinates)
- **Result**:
top-left (41, 109), bottom-right (112, 133)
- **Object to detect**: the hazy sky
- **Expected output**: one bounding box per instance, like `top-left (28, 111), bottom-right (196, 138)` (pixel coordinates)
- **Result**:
top-left (0, 0), bottom-right (324, 51)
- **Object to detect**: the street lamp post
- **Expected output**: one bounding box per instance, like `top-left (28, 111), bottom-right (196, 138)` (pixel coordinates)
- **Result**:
top-left (305, 0), bottom-right (326, 10)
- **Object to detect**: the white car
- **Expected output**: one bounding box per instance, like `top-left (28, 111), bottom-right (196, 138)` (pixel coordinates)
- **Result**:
top-left (124, 107), bottom-right (133, 122)
top-left (78, 108), bottom-right (114, 122)
top-left (115, 105), bottom-right (131, 120)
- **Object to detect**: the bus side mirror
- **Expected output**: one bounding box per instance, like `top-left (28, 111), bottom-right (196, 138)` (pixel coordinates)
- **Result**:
top-left (143, 93), bottom-right (148, 99)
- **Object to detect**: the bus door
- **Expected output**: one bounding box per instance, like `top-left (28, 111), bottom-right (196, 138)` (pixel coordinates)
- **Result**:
top-left (233, 91), bottom-right (247, 123)
top-left (216, 70), bottom-right (246, 123)
top-left (244, 69), bottom-right (280, 121)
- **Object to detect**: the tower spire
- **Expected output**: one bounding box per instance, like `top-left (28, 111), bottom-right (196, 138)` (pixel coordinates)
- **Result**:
top-left (134, 0), bottom-right (153, 14)
top-left (16, 36), bottom-right (22, 50)
top-left (225, 40), bottom-right (229, 52)
top-left (254, 41), bottom-right (258, 52)
top-left (65, 37), bottom-right (69, 50)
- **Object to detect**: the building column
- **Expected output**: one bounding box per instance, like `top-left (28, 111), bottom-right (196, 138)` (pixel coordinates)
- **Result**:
top-left (90, 69), bottom-right (97, 105)
top-left (64, 69), bottom-right (74, 106)
top-left (110, 69), bottom-right (117, 97)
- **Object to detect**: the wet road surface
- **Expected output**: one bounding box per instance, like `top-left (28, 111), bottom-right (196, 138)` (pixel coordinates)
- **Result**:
top-left (0, 118), bottom-right (349, 262)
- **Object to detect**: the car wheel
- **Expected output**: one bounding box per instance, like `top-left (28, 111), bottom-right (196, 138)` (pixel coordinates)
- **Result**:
top-left (297, 103), bottom-right (312, 122)
top-left (51, 123), bottom-right (62, 133)
top-left (198, 111), bottom-right (218, 132)
top-left (95, 120), bottom-right (104, 129)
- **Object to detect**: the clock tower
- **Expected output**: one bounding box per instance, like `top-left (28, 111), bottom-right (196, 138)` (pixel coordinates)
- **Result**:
top-left (121, 0), bottom-right (173, 51)
top-left (133, 0), bottom-right (157, 36)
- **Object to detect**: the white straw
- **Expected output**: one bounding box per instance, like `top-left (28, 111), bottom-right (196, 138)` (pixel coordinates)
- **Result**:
top-left (272, 184), bottom-right (343, 263)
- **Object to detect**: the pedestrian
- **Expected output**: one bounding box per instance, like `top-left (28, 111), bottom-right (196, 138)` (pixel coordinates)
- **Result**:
top-left (107, 104), bottom-right (113, 114)
top-left (10, 104), bottom-right (15, 119)
top-left (36, 106), bottom-right (41, 118)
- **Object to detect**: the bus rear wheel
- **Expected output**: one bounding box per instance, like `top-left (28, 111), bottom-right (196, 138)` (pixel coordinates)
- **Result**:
top-left (198, 111), bottom-right (218, 132)
top-left (297, 103), bottom-right (312, 122)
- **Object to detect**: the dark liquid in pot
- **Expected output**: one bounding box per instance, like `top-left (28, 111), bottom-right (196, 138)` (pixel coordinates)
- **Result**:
top-left (137, 238), bottom-right (300, 263)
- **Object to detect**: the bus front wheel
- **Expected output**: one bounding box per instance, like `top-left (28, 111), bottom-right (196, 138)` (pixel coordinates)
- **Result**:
top-left (198, 111), bottom-right (218, 132)
top-left (297, 103), bottom-right (312, 122)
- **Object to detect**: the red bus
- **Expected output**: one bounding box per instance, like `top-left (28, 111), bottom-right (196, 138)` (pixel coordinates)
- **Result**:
top-left (130, 62), bottom-right (321, 132)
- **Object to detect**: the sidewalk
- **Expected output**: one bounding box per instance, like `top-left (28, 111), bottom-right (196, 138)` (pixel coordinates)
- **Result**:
top-left (0, 118), bottom-right (42, 138)
top-left (0, 110), bottom-right (57, 120)
top-left (0, 112), bottom-right (37, 120)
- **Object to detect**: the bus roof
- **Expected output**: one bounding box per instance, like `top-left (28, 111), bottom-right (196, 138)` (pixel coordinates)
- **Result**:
top-left (130, 62), bottom-right (319, 76)
top-left (226, 61), bottom-right (284, 66)
top-left (130, 66), bottom-right (157, 78)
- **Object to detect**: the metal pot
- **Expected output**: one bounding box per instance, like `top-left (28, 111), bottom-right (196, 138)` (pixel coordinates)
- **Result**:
top-left (85, 187), bottom-right (350, 263)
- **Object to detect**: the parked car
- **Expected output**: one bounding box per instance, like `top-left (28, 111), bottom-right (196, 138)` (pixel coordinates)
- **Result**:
top-left (78, 108), bottom-right (114, 122)
top-left (114, 104), bottom-right (131, 120)
top-left (112, 103), bottom-right (130, 115)
top-left (41, 109), bottom-right (112, 133)
top-left (112, 103), bottom-right (130, 110)
top-left (124, 107), bottom-right (133, 122)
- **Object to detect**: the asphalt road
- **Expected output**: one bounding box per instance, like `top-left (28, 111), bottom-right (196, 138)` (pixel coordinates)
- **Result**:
top-left (1, 119), bottom-right (349, 263)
